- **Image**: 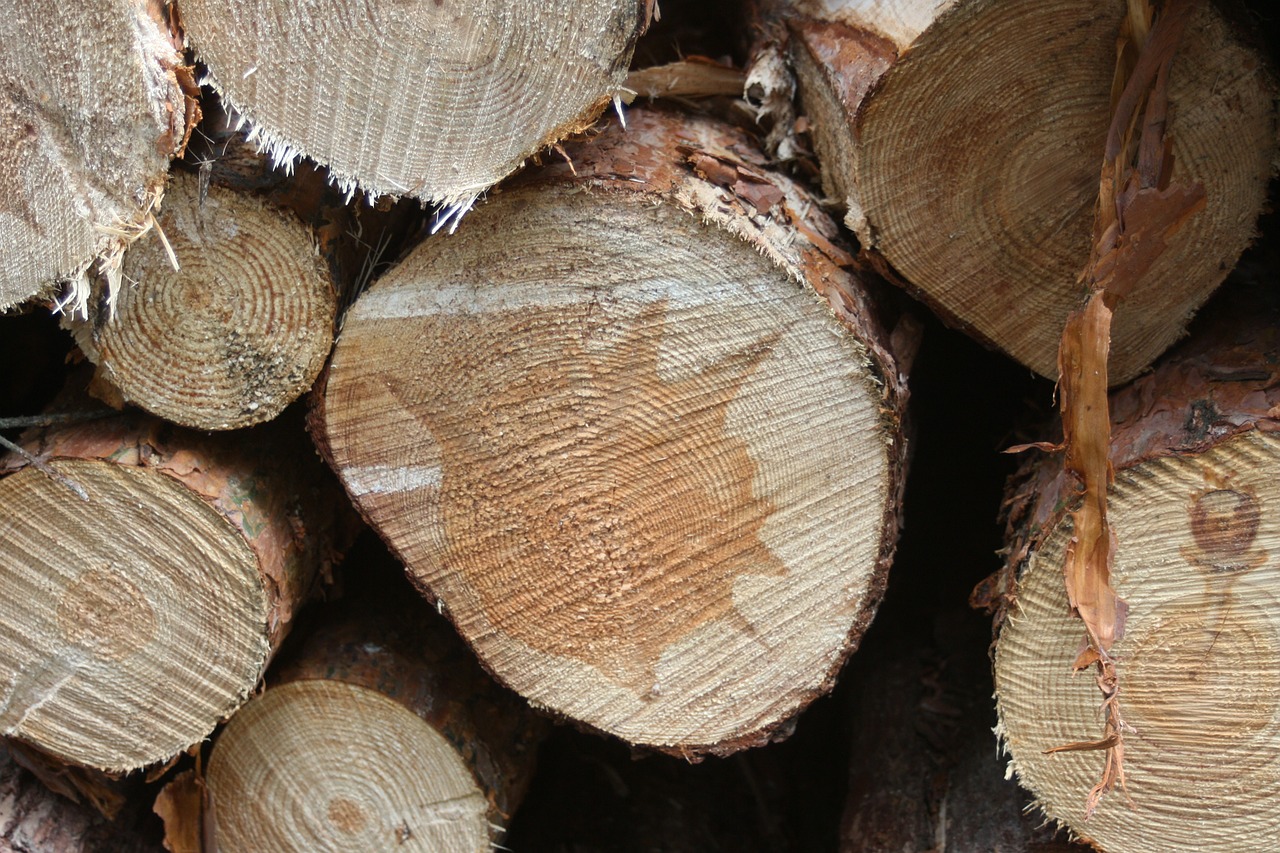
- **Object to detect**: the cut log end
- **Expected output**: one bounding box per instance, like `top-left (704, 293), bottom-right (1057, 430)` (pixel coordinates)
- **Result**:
top-left (996, 429), bottom-right (1280, 850)
top-left (321, 114), bottom-right (902, 752)
top-left (0, 461), bottom-right (267, 772)
top-left (179, 0), bottom-right (649, 205)
top-left (206, 679), bottom-right (491, 852)
top-left (77, 172), bottom-right (336, 430)
top-left (793, 0), bottom-right (1275, 382)
top-left (0, 0), bottom-right (191, 312)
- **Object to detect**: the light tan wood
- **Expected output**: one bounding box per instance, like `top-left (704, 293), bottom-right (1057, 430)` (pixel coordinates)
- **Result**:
top-left (204, 577), bottom-right (544, 853)
top-left (0, 411), bottom-right (344, 772)
top-left (318, 108), bottom-right (906, 755)
top-left (178, 0), bottom-right (653, 209)
top-left (990, 280), bottom-right (1280, 849)
top-left (68, 172), bottom-right (337, 430)
top-left (997, 431), bottom-right (1280, 851)
top-left (207, 680), bottom-right (489, 853)
top-left (0, 0), bottom-right (195, 313)
top-left (788, 0), bottom-right (1275, 383)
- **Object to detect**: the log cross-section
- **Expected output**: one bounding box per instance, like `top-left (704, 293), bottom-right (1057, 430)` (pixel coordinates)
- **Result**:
top-left (0, 409), bottom-right (347, 773)
top-left (317, 107), bottom-right (908, 756)
top-left (68, 171), bottom-right (338, 431)
top-left (786, 0), bottom-right (1275, 383)
top-left (178, 0), bottom-right (653, 208)
top-left (990, 280), bottom-right (1280, 850)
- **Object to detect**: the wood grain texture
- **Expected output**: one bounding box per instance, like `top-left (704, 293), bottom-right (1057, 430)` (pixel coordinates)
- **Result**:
top-left (991, 279), bottom-right (1280, 850)
top-left (1, 742), bottom-right (154, 852)
top-left (0, 0), bottom-right (194, 312)
top-left (319, 108), bottom-right (906, 755)
top-left (0, 409), bottom-right (348, 772)
top-left (789, 0), bottom-right (1276, 383)
top-left (178, 0), bottom-right (651, 207)
top-left (205, 570), bottom-right (543, 852)
top-left (70, 172), bottom-right (336, 430)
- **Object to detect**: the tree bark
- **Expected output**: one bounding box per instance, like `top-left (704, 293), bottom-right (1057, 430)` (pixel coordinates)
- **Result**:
top-left (0, 0), bottom-right (196, 313)
top-left (202, 561), bottom-right (545, 852)
top-left (985, 275), bottom-right (1280, 851)
top-left (781, 0), bottom-right (1275, 384)
top-left (0, 401), bottom-right (351, 773)
top-left (176, 0), bottom-right (655, 209)
top-left (0, 742), bottom-right (156, 853)
top-left (315, 105), bottom-right (909, 757)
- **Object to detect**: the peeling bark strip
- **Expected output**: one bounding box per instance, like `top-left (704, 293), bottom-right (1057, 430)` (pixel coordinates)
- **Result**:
top-left (989, 277), bottom-right (1280, 851)
top-left (1043, 0), bottom-right (1204, 816)
top-left (783, 0), bottom-right (1275, 383)
top-left (0, 0), bottom-right (198, 314)
top-left (0, 404), bottom-right (350, 773)
top-left (177, 0), bottom-right (654, 209)
top-left (317, 107), bottom-right (908, 757)
top-left (202, 573), bottom-right (545, 852)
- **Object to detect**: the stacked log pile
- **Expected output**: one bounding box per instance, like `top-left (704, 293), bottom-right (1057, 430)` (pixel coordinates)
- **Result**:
top-left (0, 0), bottom-right (1276, 850)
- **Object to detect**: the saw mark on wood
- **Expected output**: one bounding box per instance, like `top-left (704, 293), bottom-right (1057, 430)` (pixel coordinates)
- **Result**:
top-left (56, 567), bottom-right (156, 661)
top-left (398, 300), bottom-right (786, 691)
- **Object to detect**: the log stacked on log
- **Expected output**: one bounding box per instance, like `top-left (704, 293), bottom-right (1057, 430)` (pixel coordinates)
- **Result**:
top-left (65, 171), bottom-right (337, 430)
top-left (989, 276), bottom-right (1280, 850)
top-left (178, 0), bottom-right (655, 210)
top-left (0, 405), bottom-right (349, 773)
top-left (203, 560), bottom-right (544, 852)
top-left (0, 0), bottom-right (196, 313)
top-left (316, 105), bottom-right (908, 757)
top-left (783, 0), bottom-right (1276, 383)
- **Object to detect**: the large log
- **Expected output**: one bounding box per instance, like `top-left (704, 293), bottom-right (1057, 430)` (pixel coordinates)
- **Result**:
top-left (0, 0), bottom-right (196, 313)
top-left (781, 0), bottom-right (1275, 383)
top-left (203, 557), bottom-right (544, 852)
top-left (316, 106), bottom-right (909, 756)
top-left (0, 403), bottom-right (349, 773)
top-left (987, 275), bottom-right (1280, 850)
top-left (177, 0), bottom-right (655, 210)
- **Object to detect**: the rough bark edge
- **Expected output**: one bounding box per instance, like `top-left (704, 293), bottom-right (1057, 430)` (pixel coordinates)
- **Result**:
top-left (974, 276), bottom-right (1280, 832)
top-left (314, 105), bottom-right (910, 759)
top-left (3, 742), bottom-right (129, 821)
top-left (1, 404), bottom-right (353, 666)
top-left (182, 1), bottom-right (655, 212)
top-left (1, 741), bottom-right (156, 852)
top-left (783, 13), bottom-right (1017, 354)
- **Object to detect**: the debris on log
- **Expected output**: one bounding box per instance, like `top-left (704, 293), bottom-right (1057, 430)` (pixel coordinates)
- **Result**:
top-left (988, 275), bottom-right (1280, 850)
